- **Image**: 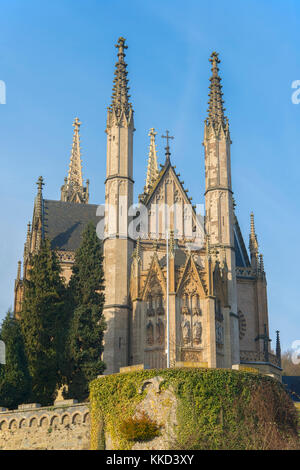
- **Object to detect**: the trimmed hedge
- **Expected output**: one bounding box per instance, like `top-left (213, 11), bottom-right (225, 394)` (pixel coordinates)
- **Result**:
top-left (89, 368), bottom-right (299, 450)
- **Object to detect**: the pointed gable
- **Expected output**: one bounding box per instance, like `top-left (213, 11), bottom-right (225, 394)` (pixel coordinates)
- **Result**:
top-left (141, 252), bottom-right (166, 300)
top-left (138, 158), bottom-right (201, 241)
top-left (176, 254), bottom-right (207, 297)
top-left (141, 158), bottom-right (194, 209)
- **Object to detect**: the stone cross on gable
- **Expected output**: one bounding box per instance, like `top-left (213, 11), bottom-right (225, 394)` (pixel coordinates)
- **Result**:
top-left (162, 130), bottom-right (174, 155)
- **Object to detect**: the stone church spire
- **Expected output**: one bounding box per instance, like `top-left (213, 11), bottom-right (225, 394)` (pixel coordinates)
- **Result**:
top-left (107, 37), bottom-right (133, 127)
top-left (32, 176), bottom-right (44, 254)
top-left (249, 212), bottom-right (259, 268)
top-left (145, 128), bottom-right (159, 193)
top-left (61, 117), bottom-right (89, 204)
top-left (207, 52), bottom-right (226, 129)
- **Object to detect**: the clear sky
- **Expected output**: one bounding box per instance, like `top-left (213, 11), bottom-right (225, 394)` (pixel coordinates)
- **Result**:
top-left (0, 0), bottom-right (299, 352)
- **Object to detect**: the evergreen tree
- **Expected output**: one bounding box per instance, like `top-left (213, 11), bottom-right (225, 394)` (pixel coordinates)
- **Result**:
top-left (0, 310), bottom-right (31, 409)
top-left (20, 239), bottom-right (68, 405)
top-left (66, 221), bottom-right (106, 401)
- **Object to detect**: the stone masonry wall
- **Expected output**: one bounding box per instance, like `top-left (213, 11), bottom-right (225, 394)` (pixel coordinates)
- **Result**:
top-left (0, 400), bottom-right (90, 450)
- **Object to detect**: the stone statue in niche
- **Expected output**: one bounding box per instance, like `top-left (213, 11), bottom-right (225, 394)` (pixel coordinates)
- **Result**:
top-left (146, 321), bottom-right (154, 345)
top-left (193, 321), bottom-right (202, 345)
top-left (156, 319), bottom-right (165, 345)
top-left (181, 320), bottom-right (191, 345)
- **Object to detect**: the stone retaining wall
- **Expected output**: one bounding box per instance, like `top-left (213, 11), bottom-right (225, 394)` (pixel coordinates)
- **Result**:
top-left (0, 400), bottom-right (90, 450)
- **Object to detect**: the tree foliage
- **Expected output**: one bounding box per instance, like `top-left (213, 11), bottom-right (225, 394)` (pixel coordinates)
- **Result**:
top-left (282, 350), bottom-right (300, 376)
top-left (0, 310), bottom-right (31, 409)
top-left (20, 239), bottom-right (68, 405)
top-left (65, 222), bottom-right (106, 401)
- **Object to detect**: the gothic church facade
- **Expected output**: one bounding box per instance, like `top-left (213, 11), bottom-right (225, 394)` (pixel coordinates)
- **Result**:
top-left (14, 38), bottom-right (282, 379)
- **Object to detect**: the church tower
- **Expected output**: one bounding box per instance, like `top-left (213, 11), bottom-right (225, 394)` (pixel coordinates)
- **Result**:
top-left (102, 37), bottom-right (134, 374)
top-left (203, 52), bottom-right (239, 365)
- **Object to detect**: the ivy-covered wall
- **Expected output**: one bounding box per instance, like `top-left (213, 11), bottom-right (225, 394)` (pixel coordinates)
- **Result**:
top-left (90, 368), bottom-right (299, 450)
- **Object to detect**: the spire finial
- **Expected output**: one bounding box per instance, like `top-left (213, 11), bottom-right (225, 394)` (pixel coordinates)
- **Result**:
top-left (115, 36), bottom-right (128, 55)
top-left (73, 116), bottom-right (81, 130)
top-left (36, 176), bottom-right (44, 194)
top-left (145, 128), bottom-right (159, 192)
top-left (26, 221), bottom-right (31, 247)
top-left (259, 253), bottom-right (264, 273)
top-left (276, 330), bottom-right (281, 367)
top-left (250, 211), bottom-right (255, 234)
top-left (24, 222), bottom-right (31, 261)
top-left (207, 51), bottom-right (227, 129)
top-left (162, 130), bottom-right (174, 162)
top-left (35, 176), bottom-right (44, 218)
top-left (17, 260), bottom-right (21, 281)
top-left (110, 37), bottom-right (131, 118)
top-left (249, 211), bottom-right (259, 256)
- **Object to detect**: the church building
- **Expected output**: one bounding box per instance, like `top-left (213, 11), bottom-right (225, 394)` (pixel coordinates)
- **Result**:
top-left (14, 37), bottom-right (282, 379)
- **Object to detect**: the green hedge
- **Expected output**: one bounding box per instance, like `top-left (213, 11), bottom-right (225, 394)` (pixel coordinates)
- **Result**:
top-left (89, 368), bottom-right (299, 450)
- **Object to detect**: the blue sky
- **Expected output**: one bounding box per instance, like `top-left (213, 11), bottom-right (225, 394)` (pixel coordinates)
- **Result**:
top-left (0, 0), bottom-right (299, 352)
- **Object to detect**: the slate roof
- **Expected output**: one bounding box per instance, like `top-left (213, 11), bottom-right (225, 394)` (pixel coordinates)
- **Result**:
top-left (43, 200), bottom-right (102, 251)
top-left (234, 218), bottom-right (250, 268)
